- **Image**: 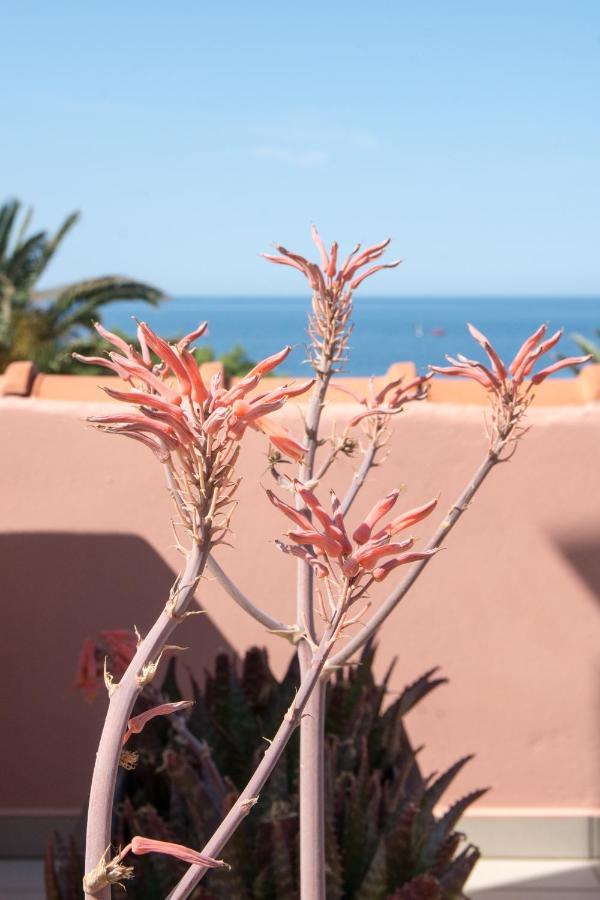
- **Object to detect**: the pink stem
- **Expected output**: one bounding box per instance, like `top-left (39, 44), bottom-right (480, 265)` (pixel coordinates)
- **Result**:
top-left (295, 355), bottom-right (335, 900)
top-left (167, 601), bottom-right (347, 900)
top-left (341, 437), bottom-right (379, 515)
top-left (84, 543), bottom-right (208, 900)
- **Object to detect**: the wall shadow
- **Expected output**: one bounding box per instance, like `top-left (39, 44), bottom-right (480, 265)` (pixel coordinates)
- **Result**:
top-left (554, 529), bottom-right (600, 602)
top-left (0, 531), bottom-right (233, 811)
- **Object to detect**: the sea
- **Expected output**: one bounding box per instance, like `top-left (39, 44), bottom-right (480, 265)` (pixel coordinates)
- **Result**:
top-left (104, 295), bottom-right (600, 378)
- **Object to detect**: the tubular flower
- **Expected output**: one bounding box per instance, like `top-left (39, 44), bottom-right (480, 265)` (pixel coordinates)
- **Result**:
top-left (123, 700), bottom-right (194, 745)
top-left (262, 227), bottom-right (401, 373)
top-left (333, 372), bottom-right (432, 429)
top-left (430, 323), bottom-right (592, 445)
top-left (83, 837), bottom-right (227, 893)
top-left (75, 322), bottom-right (311, 545)
top-left (269, 482), bottom-right (438, 592)
top-left (74, 630), bottom-right (137, 702)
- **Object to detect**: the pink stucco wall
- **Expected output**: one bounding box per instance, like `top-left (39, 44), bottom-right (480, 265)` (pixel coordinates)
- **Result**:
top-left (1, 394), bottom-right (599, 816)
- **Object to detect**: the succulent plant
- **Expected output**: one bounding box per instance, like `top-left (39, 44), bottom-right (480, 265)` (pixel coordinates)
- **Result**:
top-left (47, 645), bottom-right (484, 899)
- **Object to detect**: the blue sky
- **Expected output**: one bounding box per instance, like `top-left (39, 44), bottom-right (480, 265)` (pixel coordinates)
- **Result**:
top-left (2, 1), bottom-right (600, 296)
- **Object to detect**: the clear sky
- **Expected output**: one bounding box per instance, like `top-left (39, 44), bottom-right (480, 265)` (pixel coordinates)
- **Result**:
top-left (2, 1), bottom-right (599, 296)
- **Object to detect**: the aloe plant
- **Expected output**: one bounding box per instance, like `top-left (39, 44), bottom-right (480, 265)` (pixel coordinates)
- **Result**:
top-left (47, 644), bottom-right (483, 899)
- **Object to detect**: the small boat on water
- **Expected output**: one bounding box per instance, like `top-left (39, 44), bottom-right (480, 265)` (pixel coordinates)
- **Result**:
top-left (431, 327), bottom-right (446, 337)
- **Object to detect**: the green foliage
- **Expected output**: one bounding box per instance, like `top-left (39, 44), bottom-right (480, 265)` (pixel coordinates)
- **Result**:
top-left (191, 342), bottom-right (257, 378)
top-left (572, 330), bottom-right (600, 364)
top-left (46, 647), bottom-right (484, 899)
top-left (0, 198), bottom-right (164, 373)
top-left (219, 343), bottom-right (256, 377)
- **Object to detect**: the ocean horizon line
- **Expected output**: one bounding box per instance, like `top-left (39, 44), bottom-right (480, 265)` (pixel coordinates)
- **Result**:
top-left (169, 293), bottom-right (600, 302)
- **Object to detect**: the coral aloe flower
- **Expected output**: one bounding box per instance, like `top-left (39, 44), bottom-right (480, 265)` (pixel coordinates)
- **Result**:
top-left (269, 482), bottom-right (438, 588)
top-left (76, 322), bottom-right (311, 465)
top-left (430, 322), bottom-right (591, 394)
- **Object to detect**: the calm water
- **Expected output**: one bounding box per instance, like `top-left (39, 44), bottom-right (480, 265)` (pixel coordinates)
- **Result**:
top-left (104, 296), bottom-right (600, 377)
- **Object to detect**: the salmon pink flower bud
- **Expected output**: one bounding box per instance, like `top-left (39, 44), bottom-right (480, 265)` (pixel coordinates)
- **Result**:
top-left (342, 238), bottom-right (392, 278)
top-left (330, 491), bottom-right (353, 555)
top-left (355, 538), bottom-right (415, 571)
top-left (266, 490), bottom-right (314, 530)
top-left (467, 322), bottom-right (507, 380)
top-left (256, 417), bottom-right (307, 461)
top-left (508, 324), bottom-right (547, 376)
top-left (513, 329), bottom-right (563, 381)
top-left (353, 489), bottom-right (401, 544)
top-left (139, 323), bottom-right (192, 396)
top-left (93, 322), bottom-right (133, 357)
top-left (180, 348), bottom-right (209, 403)
top-left (260, 251), bottom-right (303, 269)
top-left (429, 364), bottom-right (495, 389)
top-left (311, 224), bottom-right (330, 272)
top-left (123, 700), bottom-right (194, 745)
top-left (254, 379), bottom-right (314, 404)
top-left (236, 399), bottom-right (284, 424)
top-left (349, 406), bottom-right (393, 426)
top-left (248, 345), bottom-right (292, 377)
top-left (349, 260), bottom-right (402, 290)
top-left (379, 497), bottom-right (438, 538)
top-left (530, 354), bottom-right (592, 384)
top-left (275, 540), bottom-right (329, 578)
top-left (176, 320), bottom-right (209, 351)
top-left (72, 352), bottom-right (131, 379)
top-left (294, 480), bottom-right (337, 533)
top-left (327, 241), bottom-right (338, 278)
top-left (288, 529), bottom-right (345, 558)
top-left (129, 836), bottom-right (229, 869)
top-left (102, 387), bottom-right (186, 418)
top-left (203, 406), bottom-right (230, 435)
top-left (137, 323), bottom-right (151, 364)
top-left (372, 550), bottom-right (438, 581)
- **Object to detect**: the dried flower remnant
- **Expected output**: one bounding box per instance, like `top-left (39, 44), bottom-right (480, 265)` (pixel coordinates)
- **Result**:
top-left (269, 481), bottom-right (438, 601)
top-left (430, 323), bottom-right (592, 451)
top-left (83, 836), bottom-right (227, 893)
top-left (263, 227), bottom-right (401, 375)
top-left (122, 700), bottom-right (194, 745)
top-left (74, 630), bottom-right (137, 702)
top-left (75, 322), bottom-right (311, 547)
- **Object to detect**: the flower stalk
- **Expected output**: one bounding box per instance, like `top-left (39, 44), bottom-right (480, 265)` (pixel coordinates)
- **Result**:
top-left (73, 232), bottom-right (590, 900)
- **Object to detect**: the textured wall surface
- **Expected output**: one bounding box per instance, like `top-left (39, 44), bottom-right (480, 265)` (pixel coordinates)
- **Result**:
top-left (1, 396), bottom-right (599, 815)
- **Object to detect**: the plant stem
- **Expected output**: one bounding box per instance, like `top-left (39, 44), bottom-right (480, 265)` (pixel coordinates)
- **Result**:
top-left (84, 543), bottom-right (208, 900)
top-left (341, 437), bottom-right (379, 515)
top-left (167, 601), bottom-right (346, 900)
top-left (328, 447), bottom-right (501, 669)
top-left (296, 364), bottom-right (332, 900)
top-left (206, 554), bottom-right (293, 634)
top-left (298, 667), bottom-right (327, 899)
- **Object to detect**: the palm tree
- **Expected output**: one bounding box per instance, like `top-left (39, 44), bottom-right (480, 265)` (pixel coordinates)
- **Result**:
top-left (0, 198), bottom-right (165, 373)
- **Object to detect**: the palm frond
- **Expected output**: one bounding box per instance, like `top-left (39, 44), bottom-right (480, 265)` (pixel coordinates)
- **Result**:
top-left (0, 199), bottom-right (20, 262)
top-left (27, 210), bottom-right (81, 285)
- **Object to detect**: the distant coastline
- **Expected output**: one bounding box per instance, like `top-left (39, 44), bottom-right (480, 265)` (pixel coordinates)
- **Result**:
top-left (104, 295), bottom-right (600, 377)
